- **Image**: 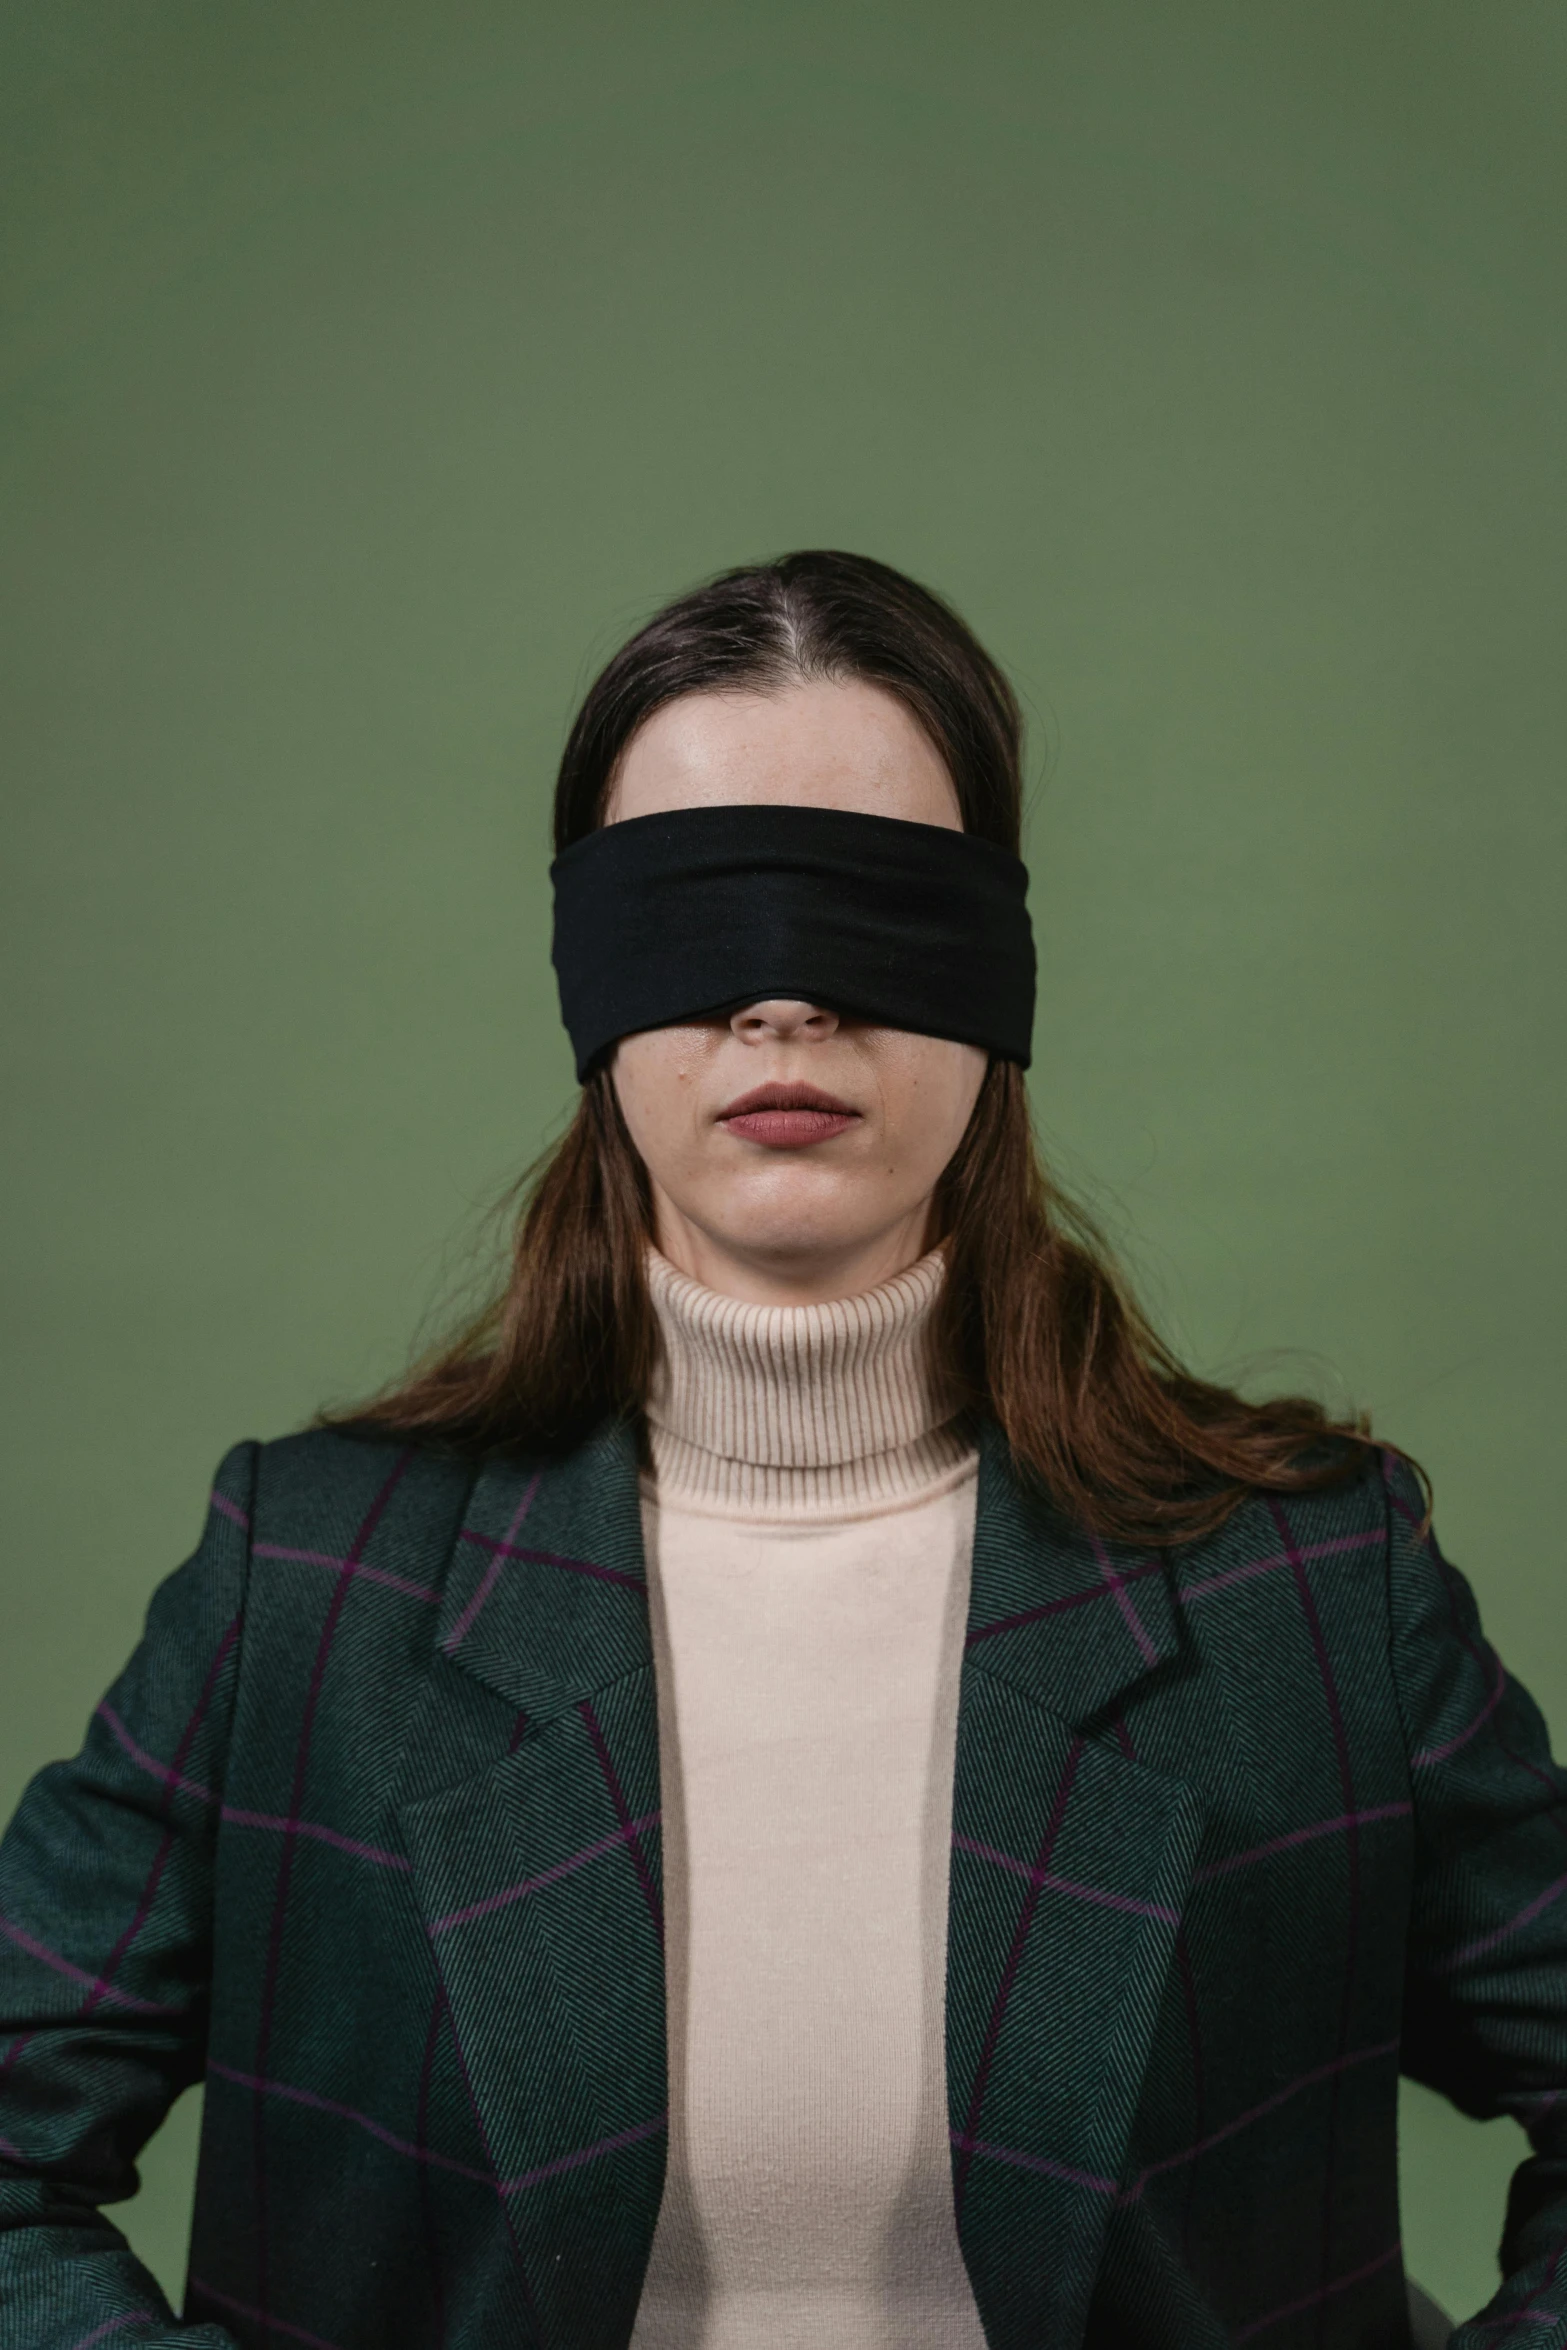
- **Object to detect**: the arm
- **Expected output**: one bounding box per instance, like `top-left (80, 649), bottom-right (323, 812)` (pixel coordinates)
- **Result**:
top-left (0, 1445), bottom-right (257, 2349)
top-left (1389, 1452), bottom-right (1567, 2346)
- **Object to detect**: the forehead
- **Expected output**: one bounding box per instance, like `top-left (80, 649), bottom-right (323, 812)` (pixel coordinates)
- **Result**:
top-left (605, 675), bottom-right (962, 831)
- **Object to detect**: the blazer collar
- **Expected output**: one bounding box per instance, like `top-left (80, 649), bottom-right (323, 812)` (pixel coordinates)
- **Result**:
top-left (434, 1415), bottom-right (651, 1723)
top-left (437, 1412), bottom-right (1184, 1738)
top-left (963, 1417), bottom-right (1184, 1729)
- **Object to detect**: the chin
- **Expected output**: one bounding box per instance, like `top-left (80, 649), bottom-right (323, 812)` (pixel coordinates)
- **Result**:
top-left (711, 1212), bottom-right (897, 1275)
top-left (705, 1172), bottom-right (883, 1252)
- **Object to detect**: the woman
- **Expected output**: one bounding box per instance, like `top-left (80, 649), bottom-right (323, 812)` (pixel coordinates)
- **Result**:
top-left (1, 551), bottom-right (1561, 2350)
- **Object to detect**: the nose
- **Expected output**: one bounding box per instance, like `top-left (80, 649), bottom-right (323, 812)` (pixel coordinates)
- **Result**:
top-left (729, 998), bottom-right (841, 1044)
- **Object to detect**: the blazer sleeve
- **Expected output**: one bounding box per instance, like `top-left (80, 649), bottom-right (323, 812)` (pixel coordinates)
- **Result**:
top-left (0, 1443), bottom-right (258, 2350)
top-left (1389, 1451), bottom-right (1567, 2348)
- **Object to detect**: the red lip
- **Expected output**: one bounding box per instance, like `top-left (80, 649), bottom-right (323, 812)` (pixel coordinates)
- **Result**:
top-left (717, 1082), bottom-right (861, 1149)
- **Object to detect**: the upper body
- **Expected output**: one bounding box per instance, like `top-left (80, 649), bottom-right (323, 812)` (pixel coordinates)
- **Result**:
top-left (3, 1387), bottom-right (1564, 2350)
top-left (3, 549), bottom-right (1562, 2350)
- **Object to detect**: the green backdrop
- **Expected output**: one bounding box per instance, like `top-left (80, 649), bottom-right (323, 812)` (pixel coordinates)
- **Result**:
top-left (4, 0), bottom-right (1565, 2320)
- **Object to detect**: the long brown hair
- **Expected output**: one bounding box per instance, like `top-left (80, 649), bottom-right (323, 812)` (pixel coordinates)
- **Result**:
top-left (329, 551), bottom-right (1410, 1543)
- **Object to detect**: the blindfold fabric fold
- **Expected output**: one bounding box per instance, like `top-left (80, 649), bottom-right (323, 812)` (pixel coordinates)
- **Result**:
top-left (550, 802), bottom-right (1035, 1080)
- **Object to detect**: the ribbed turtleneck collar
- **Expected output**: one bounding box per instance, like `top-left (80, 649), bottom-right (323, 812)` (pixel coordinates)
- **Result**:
top-left (642, 1245), bottom-right (974, 1514)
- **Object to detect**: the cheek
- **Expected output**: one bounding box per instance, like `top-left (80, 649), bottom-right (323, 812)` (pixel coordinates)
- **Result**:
top-left (875, 1039), bottom-right (988, 1164)
top-left (609, 1030), bottom-right (710, 1173)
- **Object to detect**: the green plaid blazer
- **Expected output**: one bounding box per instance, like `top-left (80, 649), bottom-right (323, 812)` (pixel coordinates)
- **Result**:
top-left (3, 1419), bottom-right (1566, 2350)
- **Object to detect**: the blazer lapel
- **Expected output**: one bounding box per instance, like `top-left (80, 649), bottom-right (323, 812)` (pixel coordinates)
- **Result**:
top-left (948, 1424), bottom-right (1204, 2350)
top-left (395, 1413), bottom-right (1200, 2350)
top-left (396, 1419), bottom-right (666, 2350)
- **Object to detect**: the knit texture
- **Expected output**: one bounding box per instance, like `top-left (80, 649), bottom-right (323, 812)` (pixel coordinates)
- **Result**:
top-left (643, 1244), bottom-right (972, 1512)
top-left (632, 1245), bottom-right (986, 2348)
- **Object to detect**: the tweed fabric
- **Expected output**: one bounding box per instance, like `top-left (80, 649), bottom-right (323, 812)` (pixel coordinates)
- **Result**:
top-left (2, 1421), bottom-right (1566, 2349)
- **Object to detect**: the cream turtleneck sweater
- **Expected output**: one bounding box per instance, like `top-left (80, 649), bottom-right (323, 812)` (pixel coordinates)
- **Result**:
top-left (627, 1246), bottom-right (990, 2350)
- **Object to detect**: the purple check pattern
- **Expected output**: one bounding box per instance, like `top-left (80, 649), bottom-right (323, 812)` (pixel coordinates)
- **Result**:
top-left (2, 1417), bottom-right (1566, 2350)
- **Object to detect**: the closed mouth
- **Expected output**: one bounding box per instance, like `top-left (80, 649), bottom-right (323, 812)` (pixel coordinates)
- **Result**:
top-left (716, 1082), bottom-right (861, 1148)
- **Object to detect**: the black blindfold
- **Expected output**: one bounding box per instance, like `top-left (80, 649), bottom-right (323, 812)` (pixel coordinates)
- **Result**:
top-left (550, 803), bottom-right (1035, 1081)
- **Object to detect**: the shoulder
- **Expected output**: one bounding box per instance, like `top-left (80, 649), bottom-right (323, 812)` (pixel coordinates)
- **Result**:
top-left (209, 1433), bottom-right (487, 1737)
top-left (244, 1423), bottom-right (482, 1561)
top-left (1152, 1448), bottom-right (1432, 1794)
top-left (1166, 1439), bottom-right (1398, 1627)
top-left (1178, 1437), bottom-right (1392, 1563)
